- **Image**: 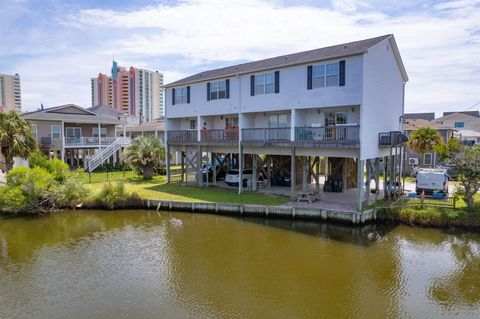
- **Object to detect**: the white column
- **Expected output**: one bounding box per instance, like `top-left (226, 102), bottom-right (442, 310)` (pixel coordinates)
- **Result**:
top-left (97, 122), bottom-right (101, 148)
top-left (197, 115), bottom-right (202, 142)
top-left (290, 109), bottom-right (296, 141)
top-left (357, 158), bottom-right (364, 211)
top-left (123, 124), bottom-right (126, 138)
top-left (166, 144), bottom-right (171, 183)
top-left (61, 121), bottom-right (65, 161)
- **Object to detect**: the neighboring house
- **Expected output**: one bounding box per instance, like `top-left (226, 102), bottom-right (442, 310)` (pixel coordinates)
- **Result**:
top-left (164, 34), bottom-right (408, 210)
top-left (434, 112), bottom-right (480, 145)
top-left (404, 112), bottom-right (434, 121)
top-left (119, 120), bottom-right (165, 141)
top-left (403, 118), bottom-right (455, 173)
top-left (22, 104), bottom-right (130, 171)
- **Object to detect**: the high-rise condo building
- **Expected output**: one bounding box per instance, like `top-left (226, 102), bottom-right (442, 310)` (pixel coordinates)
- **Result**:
top-left (91, 61), bottom-right (164, 122)
top-left (0, 73), bottom-right (21, 112)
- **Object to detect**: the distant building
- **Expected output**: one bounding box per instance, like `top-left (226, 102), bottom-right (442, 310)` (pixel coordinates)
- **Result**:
top-left (91, 61), bottom-right (164, 123)
top-left (404, 112), bottom-right (435, 121)
top-left (434, 112), bottom-right (480, 144)
top-left (0, 73), bottom-right (21, 112)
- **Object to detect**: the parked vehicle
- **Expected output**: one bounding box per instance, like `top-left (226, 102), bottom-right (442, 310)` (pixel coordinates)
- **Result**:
top-left (225, 169), bottom-right (254, 187)
top-left (415, 168), bottom-right (449, 195)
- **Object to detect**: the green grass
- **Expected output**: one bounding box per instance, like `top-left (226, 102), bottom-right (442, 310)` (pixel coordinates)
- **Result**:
top-left (85, 175), bottom-right (288, 206)
top-left (80, 171), bottom-right (139, 184)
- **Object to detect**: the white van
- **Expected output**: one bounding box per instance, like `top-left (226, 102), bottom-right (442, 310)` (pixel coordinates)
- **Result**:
top-left (415, 168), bottom-right (449, 195)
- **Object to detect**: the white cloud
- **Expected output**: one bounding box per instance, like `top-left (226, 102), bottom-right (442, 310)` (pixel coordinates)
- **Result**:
top-left (4, 0), bottom-right (480, 115)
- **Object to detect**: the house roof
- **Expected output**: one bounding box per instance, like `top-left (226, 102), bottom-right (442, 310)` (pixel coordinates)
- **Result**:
top-left (435, 112), bottom-right (480, 122)
top-left (165, 34), bottom-right (407, 88)
top-left (88, 105), bottom-right (127, 119)
top-left (122, 121), bottom-right (165, 133)
top-left (443, 111), bottom-right (479, 118)
top-left (403, 118), bottom-right (454, 131)
top-left (22, 104), bottom-right (125, 124)
top-left (404, 112), bottom-right (435, 121)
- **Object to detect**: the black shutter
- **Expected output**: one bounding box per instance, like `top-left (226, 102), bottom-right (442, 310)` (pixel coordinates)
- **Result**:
top-left (187, 86), bottom-right (190, 104)
top-left (307, 65), bottom-right (313, 90)
top-left (274, 71), bottom-right (280, 93)
top-left (226, 79), bottom-right (230, 99)
top-left (172, 88), bottom-right (175, 105)
top-left (207, 82), bottom-right (211, 101)
top-left (339, 60), bottom-right (345, 86)
top-left (250, 75), bottom-right (255, 96)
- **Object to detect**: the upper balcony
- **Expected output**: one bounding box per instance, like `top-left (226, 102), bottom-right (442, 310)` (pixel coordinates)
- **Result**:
top-left (64, 136), bottom-right (118, 148)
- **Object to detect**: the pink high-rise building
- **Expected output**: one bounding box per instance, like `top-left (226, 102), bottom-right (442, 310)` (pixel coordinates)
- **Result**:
top-left (91, 61), bottom-right (164, 122)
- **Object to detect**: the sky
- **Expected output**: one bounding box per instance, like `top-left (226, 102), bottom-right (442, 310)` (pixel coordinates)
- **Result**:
top-left (0, 0), bottom-right (479, 116)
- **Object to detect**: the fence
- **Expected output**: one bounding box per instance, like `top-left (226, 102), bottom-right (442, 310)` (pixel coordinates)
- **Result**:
top-left (404, 196), bottom-right (456, 209)
top-left (80, 169), bottom-right (139, 184)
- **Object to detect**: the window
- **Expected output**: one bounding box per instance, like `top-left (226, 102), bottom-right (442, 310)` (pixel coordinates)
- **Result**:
top-left (312, 62), bottom-right (340, 88)
top-left (51, 125), bottom-right (61, 140)
top-left (209, 80), bottom-right (226, 100)
top-left (189, 119), bottom-right (197, 130)
top-left (325, 112), bottom-right (348, 126)
top-left (268, 114), bottom-right (289, 128)
top-left (454, 122), bottom-right (464, 128)
top-left (255, 73), bottom-right (275, 95)
top-left (174, 87), bottom-right (188, 104)
top-left (225, 117), bottom-right (238, 128)
top-left (66, 127), bottom-right (82, 138)
top-left (31, 124), bottom-right (37, 140)
top-left (92, 127), bottom-right (107, 138)
top-left (423, 153), bottom-right (433, 166)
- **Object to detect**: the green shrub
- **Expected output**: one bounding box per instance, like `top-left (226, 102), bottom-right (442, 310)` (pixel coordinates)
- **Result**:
top-left (92, 182), bottom-right (142, 210)
top-left (0, 185), bottom-right (26, 214)
top-left (29, 152), bottom-right (71, 182)
top-left (53, 173), bottom-right (89, 209)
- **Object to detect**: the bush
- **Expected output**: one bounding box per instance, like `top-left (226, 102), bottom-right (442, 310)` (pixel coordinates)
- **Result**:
top-left (0, 185), bottom-right (26, 214)
top-left (92, 182), bottom-right (142, 210)
top-left (29, 152), bottom-right (71, 182)
top-left (53, 172), bottom-right (89, 209)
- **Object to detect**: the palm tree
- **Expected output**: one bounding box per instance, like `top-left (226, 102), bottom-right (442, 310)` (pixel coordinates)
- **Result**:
top-left (407, 127), bottom-right (442, 165)
top-left (124, 136), bottom-right (165, 179)
top-left (0, 111), bottom-right (37, 171)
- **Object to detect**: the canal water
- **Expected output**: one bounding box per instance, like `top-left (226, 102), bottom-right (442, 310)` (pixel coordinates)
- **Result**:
top-left (0, 210), bottom-right (479, 319)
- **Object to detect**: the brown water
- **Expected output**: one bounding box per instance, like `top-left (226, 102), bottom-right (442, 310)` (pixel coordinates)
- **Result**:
top-left (0, 210), bottom-right (479, 319)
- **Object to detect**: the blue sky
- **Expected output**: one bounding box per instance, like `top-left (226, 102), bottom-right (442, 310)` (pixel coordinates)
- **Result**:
top-left (1, 0), bottom-right (479, 115)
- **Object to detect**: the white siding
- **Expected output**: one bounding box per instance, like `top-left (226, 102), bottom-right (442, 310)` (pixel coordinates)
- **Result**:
top-left (165, 55), bottom-right (363, 119)
top-left (360, 38), bottom-right (405, 160)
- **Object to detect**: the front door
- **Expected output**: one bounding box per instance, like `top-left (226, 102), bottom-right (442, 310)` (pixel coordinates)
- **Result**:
top-left (66, 127), bottom-right (82, 144)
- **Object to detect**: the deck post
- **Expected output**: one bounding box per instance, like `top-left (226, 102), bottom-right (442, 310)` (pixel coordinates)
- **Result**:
top-left (315, 156), bottom-right (320, 194)
top-left (252, 154), bottom-right (257, 191)
top-left (212, 152), bottom-right (217, 186)
top-left (238, 145), bottom-right (243, 194)
top-left (302, 156), bottom-right (308, 192)
top-left (181, 151), bottom-right (185, 183)
top-left (166, 144), bottom-right (171, 183)
top-left (383, 156), bottom-right (388, 199)
top-left (357, 158), bottom-right (364, 212)
top-left (197, 145), bottom-right (202, 187)
top-left (290, 146), bottom-right (296, 198)
top-left (267, 156), bottom-right (272, 187)
top-left (374, 158), bottom-right (380, 200)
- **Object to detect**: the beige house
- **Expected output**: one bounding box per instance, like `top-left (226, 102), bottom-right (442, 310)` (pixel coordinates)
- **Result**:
top-left (434, 111), bottom-right (480, 144)
top-left (22, 104), bottom-right (130, 170)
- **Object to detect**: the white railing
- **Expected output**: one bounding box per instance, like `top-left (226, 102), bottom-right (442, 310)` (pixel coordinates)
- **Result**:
top-left (86, 137), bottom-right (131, 172)
top-left (65, 136), bottom-right (117, 147)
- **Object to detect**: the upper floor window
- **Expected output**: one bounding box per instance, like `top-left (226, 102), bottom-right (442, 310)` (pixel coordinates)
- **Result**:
top-left (93, 127), bottom-right (107, 138)
top-left (51, 125), bottom-right (61, 140)
top-left (454, 122), bottom-right (464, 128)
top-left (313, 63), bottom-right (339, 88)
top-left (308, 60), bottom-right (345, 89)
top-left (208, 80), bottom-right (228, 100)
top-left (255, 73), bottom-right (275, 95)
top-left (190, 119), bottom-right (197, 130)
top-left (174, 87), bottom-right (188, 104)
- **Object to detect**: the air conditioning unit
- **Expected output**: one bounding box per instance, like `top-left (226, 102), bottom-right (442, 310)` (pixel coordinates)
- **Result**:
top-left (409, 158), bottom-right (419, 165)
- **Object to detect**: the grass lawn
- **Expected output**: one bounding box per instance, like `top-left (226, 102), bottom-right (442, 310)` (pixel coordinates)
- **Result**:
top-left (85, 175), bottom-right (288, 206)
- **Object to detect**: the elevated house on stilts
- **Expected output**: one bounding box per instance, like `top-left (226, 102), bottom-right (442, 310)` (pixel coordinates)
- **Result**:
top-left (164, 35), bottom-right (408, 213)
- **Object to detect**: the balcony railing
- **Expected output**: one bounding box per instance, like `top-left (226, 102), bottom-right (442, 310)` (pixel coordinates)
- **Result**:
top-left (167, 130), bottom-right (198, 143)
top-left (379, 131), bottom-right (407, 147)
top-left (295, 125), bottom-right (360, 144)
top-left (40, 137), bottom-right (52, 146)
top-left (201, 128), bottom-right (239, 143)
top-left (242, 127), bottom-right (291, 143)
top-left (64, 136), bottom-right (117, 147)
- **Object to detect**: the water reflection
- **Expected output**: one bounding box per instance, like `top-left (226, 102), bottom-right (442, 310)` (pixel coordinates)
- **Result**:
top-left (0, 211), bottom-right (479, 318)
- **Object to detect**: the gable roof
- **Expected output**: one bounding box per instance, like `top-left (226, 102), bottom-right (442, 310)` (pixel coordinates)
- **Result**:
top-left (403, 118), bottom-right (454, 131)
top-left (404, 112), bottom-right (435, 121)
top-left (165, 34), bottom-right (406, 88)
top-left (88, 105), bottom-right (127, 119)
top-left (22, 104), bottom-right (124, 124)
top-left (443, 111), bottom-right (479, 118)
top-left (435, 112), bottom-right (480, 122)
